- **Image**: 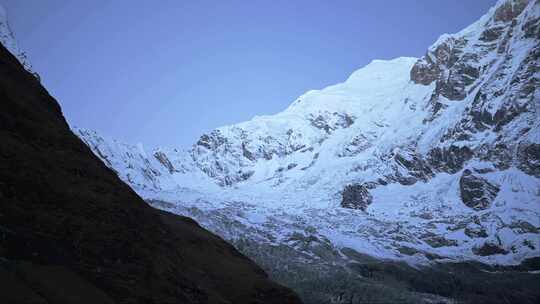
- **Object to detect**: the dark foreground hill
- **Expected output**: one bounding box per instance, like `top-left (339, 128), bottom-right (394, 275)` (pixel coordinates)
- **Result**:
top-left (0, 43), bottom-right (301, 304)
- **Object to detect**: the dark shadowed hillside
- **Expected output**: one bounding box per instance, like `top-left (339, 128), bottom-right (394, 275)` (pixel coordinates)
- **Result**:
top-left (0, 42), bottom-right (301, 304)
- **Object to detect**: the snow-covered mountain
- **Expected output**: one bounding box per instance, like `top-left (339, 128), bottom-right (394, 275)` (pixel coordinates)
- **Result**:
top-left (1, 0), bottom-right (536, 301)
top-left (0, 4), bottom-right (35, 77)
top-left (74, 0), bottom-right (539, 271)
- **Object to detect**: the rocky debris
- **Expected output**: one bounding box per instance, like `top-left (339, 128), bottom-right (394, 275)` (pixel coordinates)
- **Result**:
top-left (522, 239), bottom-right (536, 250)
top-left (494, 0), bottom-right (529, 22)
top-left (428, 146), bottom-right (474, 174)
top-left (410, 35), bottom-right (478, 101)
top-left (423, 97), bottom-right (449, 122)
top-left (196, 130), bottom-right (228, 150)
top-left (473, 242), bottom-right (509, 256)
top-left (517, 143), bottom-right (540, 177)
top-left (340, 184), bottom-right (373, 211)
top-left (0, 43), bottom-right (301, 304)
top-left (466, 45), bottom-right (540, 131)
top-left (393, 149), bottom-right (434, 184)
top-left (492, 103), bottom-right (530, 132)
top-left (412, 0), bottom-right (536, 129)
top-left (410, 37), bottom-right (455, 86)
top-left (191, 126), bottom-right (314, 185)
top-left (242, 141), bottom-right (256, 161)
top-left (522, 15), bottom-right (540, 38)
top-left (153, 150), bottom-right (176, 173)
top-left (459, 170), bottom-right (500, 210)
top-left (478, 143), bottom-right (513, 170)
top-left (464, 225), bottom-right (489, 238)
top-left (397, 246), bottom-right (421, 256)
top-left (421, 233), bottom-right (459, 248)
top-left (284, 232), bottom-right (339, 261)
top-left (192, 130), bottom-right (254, 186)
top-left (338, 134), bottom-right (372, 157)
top-left (479, 26), bottom-right (506, 42)
top-left (508, 221), bottom-right (539, 234)
top-left (287, 163), bottom-right (298, 170)
top-left (437, 57), bottom-right (479, 101)
top-left (308, 111), bottom-right (355, 134)
top-left (309, 115), bottom-right (332, 133)
top-left (472, 166), bottom-right (495, 174)
top-left (469, 90), bottom-right (497, 131)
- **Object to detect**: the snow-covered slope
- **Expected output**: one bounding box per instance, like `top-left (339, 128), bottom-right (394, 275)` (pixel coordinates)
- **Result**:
top-left (0, 4), bottom-right (35, 76)
top-left (75, 0), bottom-right (540, 268)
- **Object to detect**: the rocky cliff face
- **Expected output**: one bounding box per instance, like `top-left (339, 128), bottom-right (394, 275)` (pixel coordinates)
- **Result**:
top-left (0, 28), bottom-right (300, 304)
top-left (459, 169), bottom-right (501, 210)
top-left (66, 0), bottom-right (538, 303)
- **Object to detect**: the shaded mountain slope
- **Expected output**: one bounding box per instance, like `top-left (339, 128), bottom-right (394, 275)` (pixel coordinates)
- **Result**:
top-left (0, 42), bottom-right (301, 303)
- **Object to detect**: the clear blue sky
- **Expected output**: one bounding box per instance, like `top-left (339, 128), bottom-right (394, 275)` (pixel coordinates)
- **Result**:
top-left (3, 0), bottom-right (495, 148)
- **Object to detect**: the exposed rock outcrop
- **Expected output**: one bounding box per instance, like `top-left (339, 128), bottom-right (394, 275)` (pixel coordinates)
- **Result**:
top-left (393, 149), bottom-right (434, 184)
top-left (410, 35), bottom-right (478, 101)
top-left (338, 134), bottom-right (372, 157)
top-left (308, 111), bottom-right (355, 134)
top-left (341, 184), bottom-right (373, 211)
top-left (473, 242), bottom-right (509, 256)
top-left (428, 146), bottom-right (474, 174)
top-left (459, 169), bottom-right (500, 210)
top-left (518, 143), bottom-right (540, 177)
top-left (493, 0), bottom-right (529, 22)
top-left (153, 151), bottom-right (177, 174)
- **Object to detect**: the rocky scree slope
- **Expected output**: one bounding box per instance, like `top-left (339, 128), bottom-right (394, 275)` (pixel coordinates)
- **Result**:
top-left (0, 29), bottom-right (301, 304)
top-left (76, 0), bottom-right (540, 269)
